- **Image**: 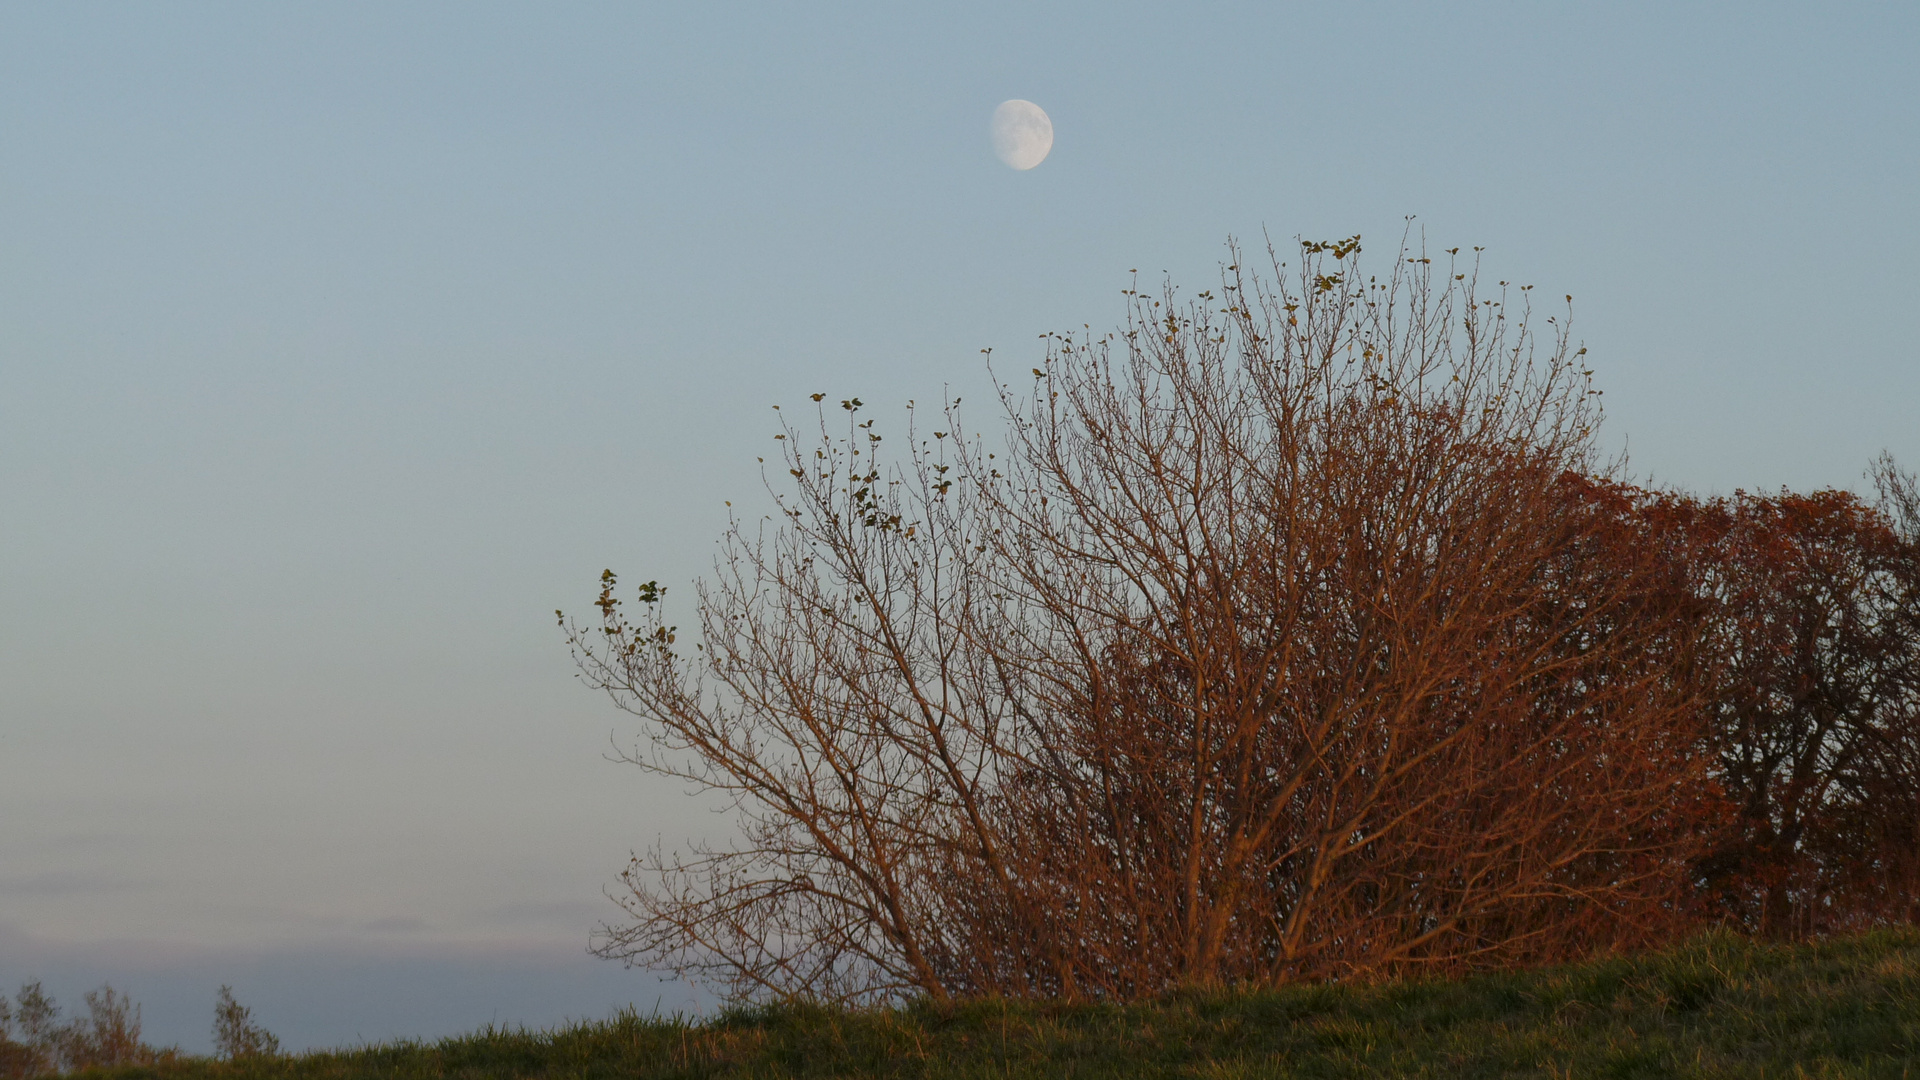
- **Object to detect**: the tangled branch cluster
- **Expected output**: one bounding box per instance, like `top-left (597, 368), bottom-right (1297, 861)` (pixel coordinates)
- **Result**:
top-left (564, 237), bottom-right (1920, 1004)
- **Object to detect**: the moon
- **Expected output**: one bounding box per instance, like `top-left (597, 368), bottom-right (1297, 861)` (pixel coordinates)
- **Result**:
top-left (991, 100), bottom-right (1054, 170)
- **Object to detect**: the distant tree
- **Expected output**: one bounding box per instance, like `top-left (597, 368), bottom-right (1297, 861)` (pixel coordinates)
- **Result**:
top-left (0, 981), bottom-right (170, 1077)
top-left (212, 985), bottom-right (281, 1061)
top-left (0, 982), bottom-right (66, 1079)
top-left (567, 235), bottom-right (1718, 1003)
top-left (59, 984), bottom-right (155, 1071)
top-left (1681, 463), bottom-right (1920, 936)
top-left (0, 994), bottom-right (31, 1080)
top-left (0, 1000), bottom-right (13, 1079)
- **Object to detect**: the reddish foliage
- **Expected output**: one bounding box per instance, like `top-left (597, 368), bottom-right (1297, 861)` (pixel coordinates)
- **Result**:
top-left (566, 239), bottom-right (1919, 1004)
top-left (1668, 488), bottom-right (1920, 936)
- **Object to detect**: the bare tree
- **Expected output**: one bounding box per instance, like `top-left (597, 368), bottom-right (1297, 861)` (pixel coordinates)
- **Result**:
top-left (61, 985), bottom-right (151, 1071)
top-left (946, 240), bottom-right (1713, 990)
top-left (567, 234), bottom-right (1715, 1003)
top-left (1873, 452), bottom-right (1920, 544)
top-left (213, 985), bottom-right (281, 1061)
top-left (0, 982), bottom-right (166, 1077)
top-left (0, 983), bottom-right (59, 1080)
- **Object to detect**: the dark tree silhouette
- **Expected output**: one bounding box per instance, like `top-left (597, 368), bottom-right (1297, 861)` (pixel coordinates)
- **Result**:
top-left (1681, 470), bottom-right (1920, 936)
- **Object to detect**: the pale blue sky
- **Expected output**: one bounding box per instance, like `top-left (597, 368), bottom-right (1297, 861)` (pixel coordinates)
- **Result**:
top-left (3, 1), bottom-right (1916, 1052)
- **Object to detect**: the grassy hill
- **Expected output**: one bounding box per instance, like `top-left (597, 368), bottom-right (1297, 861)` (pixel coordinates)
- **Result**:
top-left (97, 929), bottom-right (1919, 1079)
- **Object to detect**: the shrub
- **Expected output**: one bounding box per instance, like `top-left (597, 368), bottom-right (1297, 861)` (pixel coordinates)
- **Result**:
top-left (566, 236), bottom-right (1729, 1002)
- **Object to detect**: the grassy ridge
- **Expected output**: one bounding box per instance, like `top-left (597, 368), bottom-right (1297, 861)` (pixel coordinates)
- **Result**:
top-left (100, 930), bottom-right (1919, 1079)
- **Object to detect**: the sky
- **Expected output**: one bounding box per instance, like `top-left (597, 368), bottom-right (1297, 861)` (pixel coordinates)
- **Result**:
top-left (3, 0), bottom-right (1917, 1054)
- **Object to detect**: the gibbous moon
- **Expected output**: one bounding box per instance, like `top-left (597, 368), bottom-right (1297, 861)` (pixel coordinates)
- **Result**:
top-left (991, 99), bottom-right (1054, 170)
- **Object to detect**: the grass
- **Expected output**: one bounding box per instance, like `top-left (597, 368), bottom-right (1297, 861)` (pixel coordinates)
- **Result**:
top-left (90, 929), bottom-right (1920, 1079)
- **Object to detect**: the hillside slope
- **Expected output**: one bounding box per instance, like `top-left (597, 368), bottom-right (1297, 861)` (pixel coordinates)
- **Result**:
top-left (95, 929), bottom-right (1920, 1079)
